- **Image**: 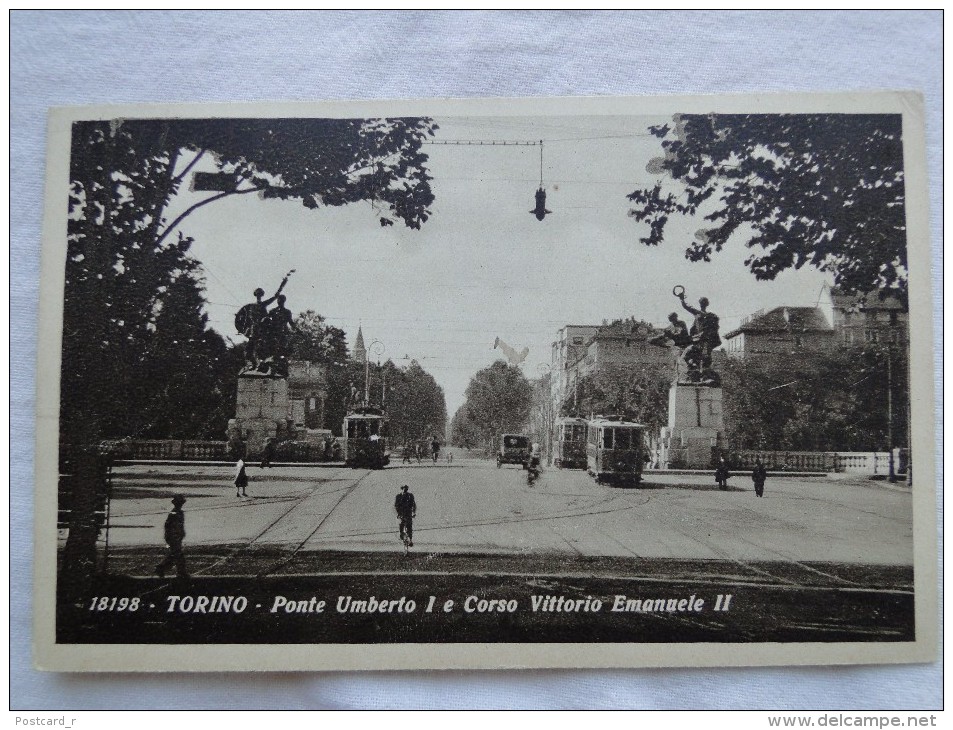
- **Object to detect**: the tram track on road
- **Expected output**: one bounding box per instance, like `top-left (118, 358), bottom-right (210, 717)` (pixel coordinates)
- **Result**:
top-left (255, 470), bottom-right (375, 578)
top-left (133, 471), bottom-right (373, 595)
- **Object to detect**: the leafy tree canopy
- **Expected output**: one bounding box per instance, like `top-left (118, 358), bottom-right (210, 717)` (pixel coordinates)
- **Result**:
top-left (459, 361), bottom-right (533, 451)
top-left (627, 114), bottom-right (907, 296)
top-left (64, 116), bottom-right (437, 442)
top-left (568, 362), bottom-right (672, 434)
top-left (289, 310), bottom-right (348, 364)
top-left (722, 344), bottom-right (907, 452)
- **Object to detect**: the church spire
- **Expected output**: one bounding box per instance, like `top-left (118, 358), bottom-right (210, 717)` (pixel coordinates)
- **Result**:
top-left (354, 325), bottom-right (367, 363)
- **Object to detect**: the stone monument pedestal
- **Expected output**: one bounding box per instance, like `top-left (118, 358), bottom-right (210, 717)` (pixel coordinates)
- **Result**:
top-left (227, 374), bottom-right (292, 460)
top-left (659, 383), bottom-right (725, 469)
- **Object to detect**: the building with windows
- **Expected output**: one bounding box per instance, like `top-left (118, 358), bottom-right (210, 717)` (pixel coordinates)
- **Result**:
top-left (573, 318), bottom-right (678, 379)
top-left (287, 360), bottom-right (328, 430)
top-left (829, 289), bottom-right (908, 346)
top-left (550, 324), bottom-right (600, 414)
top-left (723, 306), bottom-right (835, 359)
top-left (724, 289), bottom-right (909, 359)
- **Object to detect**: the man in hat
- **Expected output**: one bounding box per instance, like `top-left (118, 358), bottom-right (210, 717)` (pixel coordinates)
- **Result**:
top-left (752, 458), bottom-right (768, 498)
top-left (155, 495), bottom-right (188, 579)
top-left (394, 484), bottom-right (417, 548)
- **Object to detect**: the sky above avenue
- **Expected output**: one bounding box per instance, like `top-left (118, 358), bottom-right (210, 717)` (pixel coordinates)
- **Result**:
top-left (165, 114), bottom-right (831, 418)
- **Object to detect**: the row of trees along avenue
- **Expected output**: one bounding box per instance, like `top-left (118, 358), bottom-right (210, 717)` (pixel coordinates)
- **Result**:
top-left (61, 111), bottom-right (909, 593)
top-left (451, 362), bottom-right (532, 453)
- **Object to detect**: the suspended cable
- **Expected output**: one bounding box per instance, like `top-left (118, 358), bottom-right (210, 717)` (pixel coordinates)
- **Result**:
top-left (422, 139), bottom-right (541, 146)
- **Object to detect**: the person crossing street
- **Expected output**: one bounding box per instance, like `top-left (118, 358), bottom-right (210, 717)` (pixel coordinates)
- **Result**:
top-left (395, 484), bottom-right (417, 550)
top-left (155, 495), bottom-right (189, 579)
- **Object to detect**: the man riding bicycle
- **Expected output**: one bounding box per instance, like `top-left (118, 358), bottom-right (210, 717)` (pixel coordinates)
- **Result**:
top-left (395, 484), bottom-right (417, 548)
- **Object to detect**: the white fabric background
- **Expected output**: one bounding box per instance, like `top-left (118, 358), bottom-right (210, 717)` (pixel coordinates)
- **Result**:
top-left (10, 9), bottom-right (942, 710)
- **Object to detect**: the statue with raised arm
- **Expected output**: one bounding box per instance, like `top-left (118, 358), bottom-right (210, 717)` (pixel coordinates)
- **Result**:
top-left (672, 285), bottom-right (721, 386)
top-left (235, 269), bottom-right (295, 373)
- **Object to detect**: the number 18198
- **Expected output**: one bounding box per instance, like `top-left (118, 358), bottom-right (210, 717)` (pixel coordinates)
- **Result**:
top-left (88, 596), bottom-right (141, 611)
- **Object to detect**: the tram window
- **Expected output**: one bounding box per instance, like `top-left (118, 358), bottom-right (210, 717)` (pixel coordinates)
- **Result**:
top-left (615, 429), bottom-right (631, 450)
top-left (347, 421), bottom-right (356, 438)
top-left (602, 429), bottom-right (613, 449)
top-left (369, 420), bottom-right (379, 436)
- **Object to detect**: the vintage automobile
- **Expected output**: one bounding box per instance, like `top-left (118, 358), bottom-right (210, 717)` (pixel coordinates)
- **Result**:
top-left (342, 407), bottom-right (391, 469)
top-left (586, 415), bottom-right (647, 485)
top-left (553, 416), bottom-right (588, 469)
top-left (496, 433), bottom-right (530, 468)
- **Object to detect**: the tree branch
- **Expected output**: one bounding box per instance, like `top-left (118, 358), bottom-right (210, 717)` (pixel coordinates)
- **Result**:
top-left (154, 186), bottom-right (263, 248)
top-left (172, 148), bottom-right (207, 184)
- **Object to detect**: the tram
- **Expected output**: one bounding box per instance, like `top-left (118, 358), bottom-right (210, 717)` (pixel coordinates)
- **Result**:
top-left (553, 416), bottom-right (588, 469)
top-left (586, 415), bottom-right (647, 485)
top-left (342, 407), bottom-right (391, 469)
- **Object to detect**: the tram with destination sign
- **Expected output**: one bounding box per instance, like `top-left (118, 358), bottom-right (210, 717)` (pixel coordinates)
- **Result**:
top-left (586, 415), bottom-right (648, 485)
top-left (343, 407), bottom-right (391, 469)
top-left (553, 416), bottom-right (588, 469)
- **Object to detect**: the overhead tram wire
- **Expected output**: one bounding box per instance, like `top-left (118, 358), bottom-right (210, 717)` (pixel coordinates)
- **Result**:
top-left (423, 140), bottom-right (541, 147)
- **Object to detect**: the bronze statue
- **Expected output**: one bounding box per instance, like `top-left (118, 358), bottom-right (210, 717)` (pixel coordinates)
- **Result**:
top-left (677, 286), bottom-right (721, 385)
top-left (648, 312), bottom-right (691, 349)
top-left (235, 270), bottom-right (295, 375)
top-left (650, 285), bottom-right (722, 386)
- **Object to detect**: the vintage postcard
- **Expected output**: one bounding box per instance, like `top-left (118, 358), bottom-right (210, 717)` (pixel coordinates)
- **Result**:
top-left (34, 93), bottom-right (937, 671)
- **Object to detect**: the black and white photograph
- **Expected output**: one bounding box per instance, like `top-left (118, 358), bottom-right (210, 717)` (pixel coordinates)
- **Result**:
top-left (34, 93), bottom-right (935, 672)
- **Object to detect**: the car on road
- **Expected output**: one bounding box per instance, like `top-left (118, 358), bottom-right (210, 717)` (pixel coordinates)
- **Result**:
top-left (497, 434), bottom-right (530, 468)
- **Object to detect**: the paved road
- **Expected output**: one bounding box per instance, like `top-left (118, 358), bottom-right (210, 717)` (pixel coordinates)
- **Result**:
top-left (58, 458), bottom-right (916, 644)
top-left (95, 456), bottom-right (913, 572)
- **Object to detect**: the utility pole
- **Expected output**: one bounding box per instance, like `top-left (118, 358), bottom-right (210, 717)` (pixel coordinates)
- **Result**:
top-left (364, 339), bottom-right (385, 407)
top-left (887, 342), bottom-right (895, 482)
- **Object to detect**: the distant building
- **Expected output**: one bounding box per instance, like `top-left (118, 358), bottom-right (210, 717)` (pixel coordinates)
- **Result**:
top-left (723, 306), bottom-right (835, 359)
top-left (549, 318), bottom-right (690, 415)
top-left (574, 318), bottom-right (678, 379)
top-left (550, 324), bottom-right (600, 414)
top-left (829, 288), bottom-right (908, 346)
top-left (287, 360), bottom-right (328, 430)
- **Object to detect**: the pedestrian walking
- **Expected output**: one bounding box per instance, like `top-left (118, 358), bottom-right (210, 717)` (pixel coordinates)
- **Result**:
top-left (752, 458), bottom-right (767, 498)
top-left (260, 437), bottom-right (275, 469)
top-left (430, 436), bottom-right (440, 463)
top-left (155, 495), bottom-right (189, 579)
top-left (395, 484), bottom-right (417, 549)
top-left (235, 457), bottom-right (249, 497)
top-left (715, 458), bottom-right (731, 491)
